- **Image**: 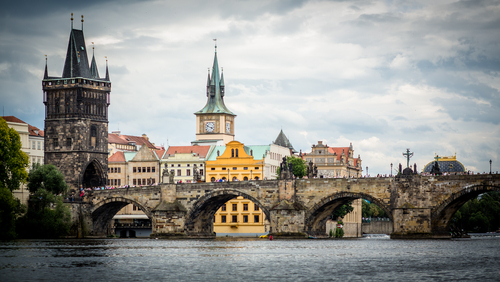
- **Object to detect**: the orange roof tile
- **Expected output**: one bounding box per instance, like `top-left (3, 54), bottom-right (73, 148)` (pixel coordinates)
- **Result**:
top-left (164, 145), bottom-right (211, 158)
top-left (108, 133), bottom-right (156, 149)
top-left (109, 151), bottom-right (126, 162)
top-left (2, 116), bottom-right (27, 124)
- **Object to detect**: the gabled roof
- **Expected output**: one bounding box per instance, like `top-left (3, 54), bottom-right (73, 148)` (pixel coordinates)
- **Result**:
top-left (131, 144), bottom-right (158, 162)
top-left (195, 47), bottom-right (235, 116)
top-left (109, 151), bottom-right (126, 162)
top-left (273, 129), bottom-right (296, 153)
top-left (28, 124), bottom-right (44, 137)
top-left (164, 145), bottom-right (211, 158)
top-left (108, 133), bottom-right (156, 149)
top-left (205, 144), bottom-right (268, 161)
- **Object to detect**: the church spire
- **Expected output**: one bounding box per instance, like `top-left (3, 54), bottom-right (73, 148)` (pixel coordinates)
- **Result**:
top-left (90, 42), bottom-right (100, 79)
top-left (195, 42), bottom-right (234, 115)
top-left (62, 13), bottom-right (91, 78)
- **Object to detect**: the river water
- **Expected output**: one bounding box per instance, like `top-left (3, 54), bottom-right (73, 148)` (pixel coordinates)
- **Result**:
top-left (1, 235), bottom-right (500, 281)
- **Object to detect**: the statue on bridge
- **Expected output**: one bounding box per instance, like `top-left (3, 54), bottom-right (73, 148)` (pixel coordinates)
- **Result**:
top-left (162, 163), bottom-right (171, 184)
top-left (279, 156), bottom-right (293, 180)
top-left (193, 164), bottom-right (201, 182)
top-left (307, 161), bottom-right (318, 179)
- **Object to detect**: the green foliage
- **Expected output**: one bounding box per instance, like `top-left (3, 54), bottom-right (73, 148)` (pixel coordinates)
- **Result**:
top-left (16, 192), bottom-right (71, 238)
top-left (451, 192), bottom-right (500, 233)
top-left (277, 156), bottom-right (307, 179)
top-left (0, 186), bottom-right (23, 239)
top-left (332, 202), bottom-right (354, 220)
top-left (334, 226), bottom-right (344, 238)
top-left (362, 199), bottom-right (388, 218)
top-left (0, 118), bottom-right (29, 192)
top-left (27, 164), bottom-right (68, 195)
top-left (329, 229), bottom-right (333, 238)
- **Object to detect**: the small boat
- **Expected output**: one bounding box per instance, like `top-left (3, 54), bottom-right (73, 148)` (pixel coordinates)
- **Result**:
top-left (308, 235), bottom-right (317, 239)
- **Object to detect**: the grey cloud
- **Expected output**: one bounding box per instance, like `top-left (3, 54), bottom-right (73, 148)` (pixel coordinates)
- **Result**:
top-left (432, 97), bottom-right (500, 125)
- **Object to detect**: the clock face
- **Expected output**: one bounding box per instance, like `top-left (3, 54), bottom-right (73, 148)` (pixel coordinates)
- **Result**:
top-left (205, 122), bottom-right (215, 132)
top-left (226, 122), bottom-right (231, 133)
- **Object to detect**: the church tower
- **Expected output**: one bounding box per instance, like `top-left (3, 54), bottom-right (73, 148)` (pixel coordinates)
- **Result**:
top-left (193, 44), bottom-right (236, 145)
top-left (42, 14), bottom-right (111, 189)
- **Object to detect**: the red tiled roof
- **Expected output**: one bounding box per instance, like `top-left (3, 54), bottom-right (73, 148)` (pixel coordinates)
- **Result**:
top-left (154, 149), bottom-right (166, 159)
top-left (165, 145), bottom-right (211, 158)
top-left (2, 116), bottom-right (27, 124)
top-left (109, 151), bottom-right (126, 162)
top-left (28, 124), bottom-right (44, 137)
top-left (108, 133), bottom-right (156, 149)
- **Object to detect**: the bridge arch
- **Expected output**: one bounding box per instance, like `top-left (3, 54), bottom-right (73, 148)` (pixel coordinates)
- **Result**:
top-left (305, 191), bottom-right (392, 235)
top-left (91, 196), bottom-right (153, 235)
top-left (431, 183), bottom-right (500, 235)
top-left (185, 188), bottom-right (270, 236)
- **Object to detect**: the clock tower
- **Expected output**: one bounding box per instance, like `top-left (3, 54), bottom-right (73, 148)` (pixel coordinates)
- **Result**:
top-left (193, 44), bottom-right (236, 145)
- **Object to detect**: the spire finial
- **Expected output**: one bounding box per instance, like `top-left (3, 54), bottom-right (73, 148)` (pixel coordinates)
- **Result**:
top-left (81, 15), bottom-right (84, 30)
top-left (44, 55), bottom-right (48, 79)
top-left (92, 42), bottom-right (95, 54)
top-left (71, 13), bottom-right (74, 29)
top-left (213, 38), bottom-right (217, 52)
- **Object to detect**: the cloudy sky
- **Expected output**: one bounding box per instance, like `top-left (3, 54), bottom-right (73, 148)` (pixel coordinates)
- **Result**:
top-left (1, 0), bottom-right (499, 175)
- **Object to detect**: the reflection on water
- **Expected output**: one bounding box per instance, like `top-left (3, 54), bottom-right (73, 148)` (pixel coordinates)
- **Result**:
top-left (1, 237), bottom-right (500, 281)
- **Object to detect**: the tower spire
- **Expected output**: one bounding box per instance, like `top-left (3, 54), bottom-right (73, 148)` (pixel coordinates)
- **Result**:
top-left (90, 42), bottom-right (99, 78)
top-left (105, 56), bottom-right (110, 81)
top-left (44, 55), bottom-right (48, 79)
top-left (71, 13), bottom-right (73, 29)
top-left (81, 15), bottom-right (84, 30)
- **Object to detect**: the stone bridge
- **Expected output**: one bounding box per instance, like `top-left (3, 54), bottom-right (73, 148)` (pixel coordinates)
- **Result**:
top-left (72, 174), bottom-right (500, 239)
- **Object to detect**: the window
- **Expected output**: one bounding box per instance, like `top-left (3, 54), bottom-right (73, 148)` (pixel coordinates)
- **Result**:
top-left (243, 176), bottom-right (248, 181)
top-left (118, 179), bottom-right (121, 185)
top-left (200, 169), bottom-right (203, 176)
top-left (200, 164), bottom-right (203, 167)
top-left (133, 205), bottom-right (138, 211)
top-left (254, 215), bottom-right (260, 223)
top-left (232, 204), bottom-right (237, 211)
top-left (32, 141), bottom-right (36, 149)
top-left (177, 169), bottom-right (181, 176)
top-left (243, 204), bottom-right (248, 211)
top-left (232, 215), bottom-right (237, 223)
top-left (177, 164), bottom-right (181, 167)
top-left (90, 125), bottom-right (97, 148)
top-left (152, 167), bottom-right (155, 173)
top-left (133, 179), bottom-right (137, 185)
top-left (236, 149), bottom-right (239, 157)
top-left (118, 167), bottom-right (121, 173)
top-left (152, 178), bottom-right (155, 183)
top-left (147, 167), bottom-right (151, 173)
top-left (243, 215), bottom-right (248, 223)
top-left (233, 167), bottom-right (237, 170)
top-left (211, 168), bottom-right (215, 170)
top-left (222, 167), bottom-right (226, 170)
top-left (211, 177), bottom-right (216, 182)
top-left (137, 167), bottom-right (141, 173)
top-left (171, 164), bottom-right (174, 167)
top-left (221, 216), bottom-right (226, 223)
top-left (221, 204), bottom-right (226, 211)
top-left (37, 142), bottom-right (41, 150)
top-left (186, 169), bottom-right (191, 176)
top-left (187, 164), bottom-right (190, 167)
top-left (255, 167), bottom-right (259, 170)
top-left (254, 204), bottom-right (259, 211)
top-left (244, 167), bottom-right (248, 170)
top-left (143, 167), bottom-right (146, 172)
top-left (231, 149), bottom-right (234, 157)
top-left (133, 167), bottom-right (137, 173)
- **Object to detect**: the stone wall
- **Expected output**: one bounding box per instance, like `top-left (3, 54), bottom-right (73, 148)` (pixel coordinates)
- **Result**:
top-left (362, 221), bottom-right (393, 234)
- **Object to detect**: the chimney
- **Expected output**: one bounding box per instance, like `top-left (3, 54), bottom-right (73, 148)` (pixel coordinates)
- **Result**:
top-left (112, 130), bottom-right (121, 136)
top-left (142, 134), bottom-right (149, 141)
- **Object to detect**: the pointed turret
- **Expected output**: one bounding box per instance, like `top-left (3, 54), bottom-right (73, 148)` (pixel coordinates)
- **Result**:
top-left (105, 57), bottom-right (110, 81)
top-left (273, 129), bottom-right (297, 153)
top-left (220, 68), bottom-right (225, 97)
top-left (195, 45), bottom-right (234, 115)
top-left (44, 55), bottom-right (48, 79)
top-left (206, 69), bottom-right (211, 97)
top-left (90, 44), bottom-right (100, 79)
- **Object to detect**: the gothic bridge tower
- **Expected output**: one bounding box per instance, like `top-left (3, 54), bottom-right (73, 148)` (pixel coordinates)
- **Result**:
top-left (42, 15), bottom-right (111, 189)
top-left (193, 43), bottom-right (236, 145)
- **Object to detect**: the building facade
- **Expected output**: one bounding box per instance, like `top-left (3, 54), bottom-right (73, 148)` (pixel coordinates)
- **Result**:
top-left (42, 17), bottom-right (111, 189)
top-left (193, 45), bottom-right (236, 146)
top-left (205, 141), bottom-right (265, 182)
top-left (213, 196), bottom-right (266, 236)
top-left (302, 141), bottom-right (362, 178)
top-left (108, 131), bottom-right (157, 156)
top-left (161, 145), bottom-right (212, 183)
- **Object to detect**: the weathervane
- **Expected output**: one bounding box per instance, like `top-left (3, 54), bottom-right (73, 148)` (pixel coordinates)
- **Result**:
top-left (402, 148), bottom-right (413, 168)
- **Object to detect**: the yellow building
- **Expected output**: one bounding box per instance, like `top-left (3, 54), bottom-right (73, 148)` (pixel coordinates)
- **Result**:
top-left (213, 196), bottom-right (266, 236)
top-left (205, 141), bottom-right (265, 182)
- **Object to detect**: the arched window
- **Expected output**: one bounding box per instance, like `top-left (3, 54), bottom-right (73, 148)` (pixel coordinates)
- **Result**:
top-left (236, 149), bottom-right (239, 157)
top-left (231, 149), bottom-right (234, 157)
top-left (243, 176), bottom-right (248, 181)
top-left (254, 176), bottom-right (259, 180)
top-left (211, 177), bottom-right (216, 182)
top-left (232, 176), bottom-right (238, 181)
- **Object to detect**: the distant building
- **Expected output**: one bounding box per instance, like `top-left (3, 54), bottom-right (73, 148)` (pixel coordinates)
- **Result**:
top-left (302, 141), bottom-right (362, 178)
top-left (422, 154), bottom-right (466, 174)
top-left (273, 129), bottom-right (297, 154)
top-left (108, 131), bottom-right (156, 156)
top-left (1, 116), bottom-right (44, 204)
top-left (161, 145), bottom-right (212, 183)
top-left (213, 196), bottom-right (267, 236)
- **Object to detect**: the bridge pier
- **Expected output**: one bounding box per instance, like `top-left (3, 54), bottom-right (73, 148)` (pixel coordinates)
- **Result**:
top-left (268, 200), bottom-right (308, 238)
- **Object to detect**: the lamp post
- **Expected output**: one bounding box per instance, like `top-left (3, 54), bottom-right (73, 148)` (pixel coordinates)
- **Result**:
top-left (127, 175), bottom-right (129, 186)
top-left (490, 160), bottom-right (492, 174)
top-left (390, 163), bottom-right (393, 177)
top-left (251, 170), bottom-right (253, 180)
top-left (366, 166), bottom-right (368, 177)
top-left (228, 169), bottom-right (230, 182)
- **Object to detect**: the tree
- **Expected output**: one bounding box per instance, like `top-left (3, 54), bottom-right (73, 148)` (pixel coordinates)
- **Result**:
top-left (451, 191), bottom-right (500, 233)
top-left (277, 156), bottom-right (307, 179)
top-left (16, 164), bottom-right (71, 238)
top-left (362, 199), bottom-right (388, 218)
top-left (331, 202), bottom-right (354, 220)
top-left (0, 186), bottom-right (21, 239)
top-left (0, 117), bottom-right (29, 192)
top-left (27, 163), bottom-right (67, 194)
